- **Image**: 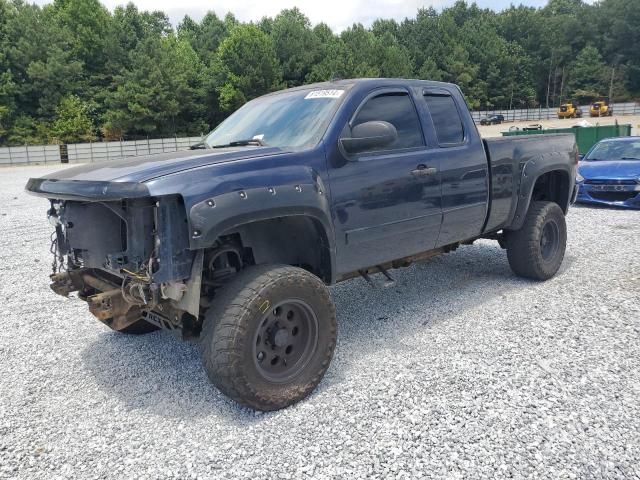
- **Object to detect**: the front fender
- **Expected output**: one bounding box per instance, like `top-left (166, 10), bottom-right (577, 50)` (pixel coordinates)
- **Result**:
top-left (143, 152), bottom-right (333, 240)
top-left (188, 177), bottom-right (334, 251)
top-left (187, 170), bottom-right (336, 283)
top-left (143, 150), bottom-right (336, 280)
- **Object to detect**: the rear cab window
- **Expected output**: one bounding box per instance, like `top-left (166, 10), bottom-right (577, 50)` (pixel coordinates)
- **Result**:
top-left (423, 93), bottom-right (465, 146)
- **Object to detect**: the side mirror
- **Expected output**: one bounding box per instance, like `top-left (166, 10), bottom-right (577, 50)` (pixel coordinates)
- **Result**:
top-left (340, 121), bottom-right (398, 155)
top-left (578, 154), bottom-right (584, 161)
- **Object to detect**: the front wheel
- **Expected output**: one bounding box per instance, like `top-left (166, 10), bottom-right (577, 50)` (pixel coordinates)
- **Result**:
top-left (505, 201), bottom-right (567, 281)
top-left (200, 265), bottom-right (337, 411)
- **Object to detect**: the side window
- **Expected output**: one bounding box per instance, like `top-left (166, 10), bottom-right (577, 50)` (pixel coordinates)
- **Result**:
top-left (424, 94), bottom-right (464, 146)
top-left (350, 92), bottom-right (424, 153)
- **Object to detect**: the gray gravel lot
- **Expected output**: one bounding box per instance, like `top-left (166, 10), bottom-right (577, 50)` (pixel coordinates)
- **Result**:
top-left (1, 165), bottom-right (639, 479)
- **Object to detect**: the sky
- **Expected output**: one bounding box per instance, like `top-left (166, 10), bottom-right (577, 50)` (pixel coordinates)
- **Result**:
top-left (33, 0), bottom-right (551, 31)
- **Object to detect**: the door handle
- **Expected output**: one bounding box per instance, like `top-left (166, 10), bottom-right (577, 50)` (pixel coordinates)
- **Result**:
top-left (411, 165), bottom-right (438, 176)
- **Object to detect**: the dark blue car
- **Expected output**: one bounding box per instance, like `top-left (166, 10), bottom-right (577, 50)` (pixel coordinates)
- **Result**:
top-left (576, 137), bottom-right (640, 209)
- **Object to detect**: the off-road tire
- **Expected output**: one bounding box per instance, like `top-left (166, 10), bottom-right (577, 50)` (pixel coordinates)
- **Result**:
top-left (200, 265), bottom-right (337, 411)
top-left (506, 201), bottom-right (567, 281)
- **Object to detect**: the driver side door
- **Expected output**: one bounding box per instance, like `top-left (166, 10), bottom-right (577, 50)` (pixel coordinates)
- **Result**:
top-left (328, 88), bottom-right (443, 275)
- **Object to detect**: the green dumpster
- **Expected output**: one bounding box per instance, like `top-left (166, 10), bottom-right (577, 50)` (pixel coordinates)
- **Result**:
top-left (501, 123), bottom-right (632, 154)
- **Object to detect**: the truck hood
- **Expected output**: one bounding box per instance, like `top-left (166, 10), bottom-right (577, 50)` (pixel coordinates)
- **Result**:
top-left (38, 146), bottom-right (285, 183)
top-left (579, 160), bottom-right (640, 180)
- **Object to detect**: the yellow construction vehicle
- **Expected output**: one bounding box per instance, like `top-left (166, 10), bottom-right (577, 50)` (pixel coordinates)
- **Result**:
top-left (590, 101), bottom-right (612, 117)
top-left (557, 102), bottom-right (582, 119)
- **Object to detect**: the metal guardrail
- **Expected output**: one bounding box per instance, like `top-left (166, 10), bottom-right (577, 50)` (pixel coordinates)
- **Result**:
top-left (471, 102), bottom-right (639, 123)
top-left (0, 136), bottom-right (203, 166)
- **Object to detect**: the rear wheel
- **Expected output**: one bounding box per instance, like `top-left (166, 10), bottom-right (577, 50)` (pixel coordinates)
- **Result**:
top-left (505, 201), bottom-right (567, 281)
top-left (200, 265), bottom-right (337, 411)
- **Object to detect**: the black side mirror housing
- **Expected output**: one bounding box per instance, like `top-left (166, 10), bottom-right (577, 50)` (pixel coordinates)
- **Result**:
top-left (340, 121), bottom-right (398, 156)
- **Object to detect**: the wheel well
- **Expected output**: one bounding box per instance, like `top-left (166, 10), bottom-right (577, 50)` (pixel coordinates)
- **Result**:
top-left (219, 216), bottom-right (332, 283)
top-left (531, 170), bottom-right (570, 213)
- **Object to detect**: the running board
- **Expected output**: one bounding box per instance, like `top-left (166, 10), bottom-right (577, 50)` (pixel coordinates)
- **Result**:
top-left (358, 266), bottom-right (396, 288)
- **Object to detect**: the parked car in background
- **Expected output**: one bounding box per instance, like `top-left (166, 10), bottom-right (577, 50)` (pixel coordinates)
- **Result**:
top-left (558, 102), bottom-right (582, 119)
top-left (479, 114), bottom-right (505, 125)
top-left (590, 101), bottom-right (612, 117)
top-left (576, 137), bottom-right (640, 209)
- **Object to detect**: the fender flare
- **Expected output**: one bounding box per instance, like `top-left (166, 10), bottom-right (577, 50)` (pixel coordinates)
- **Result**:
top-left (188, 182), bottom-right (337, 282)
top-left (509, 152), bottom-right (574, 231)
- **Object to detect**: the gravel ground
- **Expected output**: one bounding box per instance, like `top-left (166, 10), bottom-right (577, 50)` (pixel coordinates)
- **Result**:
top-left (1, 165), bottom-right (639, 479)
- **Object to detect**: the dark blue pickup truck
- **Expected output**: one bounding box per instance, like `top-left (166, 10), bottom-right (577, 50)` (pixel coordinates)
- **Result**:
top-left (27, 78), bottom-right (578, 410)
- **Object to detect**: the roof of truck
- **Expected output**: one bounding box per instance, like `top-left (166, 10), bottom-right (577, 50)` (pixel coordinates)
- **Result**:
top-left (262, 78), bottom-right (460, 97)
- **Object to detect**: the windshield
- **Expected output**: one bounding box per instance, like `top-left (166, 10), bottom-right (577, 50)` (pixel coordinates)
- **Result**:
top-left (203, 89), bottom-right (346, 150)
top-left (585, 140), bottom-right (640, 161)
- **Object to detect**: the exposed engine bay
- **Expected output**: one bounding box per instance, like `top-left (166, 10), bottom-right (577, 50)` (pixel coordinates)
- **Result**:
top-left (46, 196), bottom-right (243, 337)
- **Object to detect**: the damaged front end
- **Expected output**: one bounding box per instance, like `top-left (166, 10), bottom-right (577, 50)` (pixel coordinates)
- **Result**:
top-left (46, 195), bottom-right (203, 337)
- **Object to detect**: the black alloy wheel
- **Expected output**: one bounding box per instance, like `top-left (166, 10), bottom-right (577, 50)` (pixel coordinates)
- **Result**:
top-left (253, 300), bottom-right (319, 383)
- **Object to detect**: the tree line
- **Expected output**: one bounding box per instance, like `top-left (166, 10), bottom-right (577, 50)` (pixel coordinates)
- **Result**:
top-left (0, 0), bottom-right (638, 145)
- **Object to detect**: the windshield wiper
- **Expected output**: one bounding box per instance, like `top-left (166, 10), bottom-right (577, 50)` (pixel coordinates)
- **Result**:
top-left (190, 141), bottom-right (210, 150)
top-left (211, 138), bottom-right (267, 148)
top-left (621, 157), bottom-right (640, 160)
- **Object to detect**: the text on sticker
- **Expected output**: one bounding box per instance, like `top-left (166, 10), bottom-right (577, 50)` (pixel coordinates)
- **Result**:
top-left (304, 90), bottom-right (345, 99)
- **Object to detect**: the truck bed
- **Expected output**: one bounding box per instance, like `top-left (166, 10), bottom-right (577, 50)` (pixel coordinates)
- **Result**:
top-left (483, 134), bottom-right (577, 233)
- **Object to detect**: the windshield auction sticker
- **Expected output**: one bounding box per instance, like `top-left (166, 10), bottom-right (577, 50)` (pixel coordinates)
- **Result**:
top-left (304, 89), bottom-right (345, 99)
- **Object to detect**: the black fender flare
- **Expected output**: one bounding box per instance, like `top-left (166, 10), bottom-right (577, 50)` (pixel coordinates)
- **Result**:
top-left (188, 182), bottom-right (337, 282)
top-left (509, 152), bottom-right (574, 231)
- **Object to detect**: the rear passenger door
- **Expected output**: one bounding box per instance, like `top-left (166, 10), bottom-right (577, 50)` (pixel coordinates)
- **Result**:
top-left (421, 90), bottom-right (489, 246)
